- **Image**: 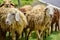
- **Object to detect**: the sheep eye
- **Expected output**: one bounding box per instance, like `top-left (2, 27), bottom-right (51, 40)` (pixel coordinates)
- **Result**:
top-left (24, 13), bottom-right (26, 15)
top-left (12, 13), bottom-right (15, 15)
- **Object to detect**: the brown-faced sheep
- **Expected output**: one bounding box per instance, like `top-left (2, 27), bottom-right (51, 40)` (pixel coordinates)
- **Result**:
top-left (45, 4), bottom-right (60, 33)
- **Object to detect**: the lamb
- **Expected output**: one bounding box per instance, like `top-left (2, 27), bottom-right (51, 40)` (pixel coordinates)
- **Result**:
top-left (0, 8), bottom-right (28, 40)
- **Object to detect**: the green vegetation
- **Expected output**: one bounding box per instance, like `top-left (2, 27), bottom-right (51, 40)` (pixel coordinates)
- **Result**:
top-left (0, 0), bottom-right (3, 4)
top-left (0, 0), bottom-right (33, 7)
top-left (12, 0), bottom-right (33, 6)
top-left (21, 31), bottom-right (60, 40)
top-left (44, 31), bottom-right (60, 40)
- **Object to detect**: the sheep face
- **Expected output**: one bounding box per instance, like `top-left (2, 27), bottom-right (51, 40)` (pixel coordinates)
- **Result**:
top-left (5, 13), bottom-right (14, 25)
top-left (45, 6), bottom-right (54, 16)
top-left (5, 10), bottom-right (20, 25)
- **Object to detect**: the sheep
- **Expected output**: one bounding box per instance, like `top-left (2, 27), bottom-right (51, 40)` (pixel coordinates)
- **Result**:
top-left (44, 4), bottom-right (60, 33)
top-left (19, 5), bottom-right (32, 15)
top-left (5, 8), bottom-right (28, 40)
top-left (18, 5), bottom-right (32, 38)
top-left (23, 5), bottom-right (51, 40)
top-left (0, 7), bottom-right (28, 40)
top-left (0, 0), bottom-right (15, 39)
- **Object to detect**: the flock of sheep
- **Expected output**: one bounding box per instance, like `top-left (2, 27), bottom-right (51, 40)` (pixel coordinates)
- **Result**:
top-left (0, 0), bottom-right (60, 40)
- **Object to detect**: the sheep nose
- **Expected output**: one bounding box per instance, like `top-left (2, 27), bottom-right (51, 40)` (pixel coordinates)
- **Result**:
top-left (12, 13), bottom-right (15, 15)
top-left (5, 4), bottom-right (9, 7)
top-left (6, 5), bottom-right (9, 7)
top-left (6, 21), bottom-right (9, 24)
top-left (7, 21), bottom-right (8, 23)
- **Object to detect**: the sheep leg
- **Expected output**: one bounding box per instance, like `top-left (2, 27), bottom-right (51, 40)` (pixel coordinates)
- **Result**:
top-left (48, 22), bottom-right (51, 36)
top-left (55, 21), bottom-right (59, 31)
top-left (25, 29), bottom-right (32, 40)
top-left (46, 27), bottom-right (51, 37)
top-left (2, 31), bottom-right (6, 40)
top-left (24, 28), bottom-right (29, 40)
top-left (48, 27), bottom-right (51, 36)
top-left (0, 27), bottom-right (6, 40)
top-left (57, 21), bottom-right (59, 31)
top-left (15, 31), bottom-right (20, 40)
top-left (11, 31), bottom-right (16, 40)
top-left (40, 31), bottom-right (43, 40)
top-left (22, 27), bottom-right (28, 38)
top-left (21, 29), bottom-right (24, 38)
top-left (16, 27), bottom-right (24, 40)
top-left (21, 30), bottom-right (24, 38)
top-left (51, 22), bottom-right (54, 33)
top-left (36, 30), bottom-right (42, 40)
top-left (15, 31), bottom-right (22, 40)
top-left (45, 28), bottom-right (49, 38)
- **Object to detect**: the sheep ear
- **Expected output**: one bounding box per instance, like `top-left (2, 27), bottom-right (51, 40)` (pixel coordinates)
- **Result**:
top-left (15, 12), bottom-right (20, 21)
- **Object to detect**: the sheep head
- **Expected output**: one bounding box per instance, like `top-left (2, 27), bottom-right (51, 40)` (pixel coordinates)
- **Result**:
top-left (0, 0), bottom-right (15, 8)
top-left (5, 9), bottom-right (20, 25)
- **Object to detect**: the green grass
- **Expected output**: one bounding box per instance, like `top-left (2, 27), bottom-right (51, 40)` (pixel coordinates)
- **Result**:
top-left (0, 0), bottom-right (3, 4)
top-left (21, 31), bottom-right (60, 40)
top-left (0, 0), bottom-right (33, 7)
top-left (20, 31), bottom-right (60, 40)
top-left (44, 31), bottom-right (60, 40)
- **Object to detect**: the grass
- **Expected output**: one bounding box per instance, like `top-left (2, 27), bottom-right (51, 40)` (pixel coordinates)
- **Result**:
top-left (0, 0), bottom-right (3, 4)
top-left (28, 31), bottom-right (60, 40)
top-left (44, 31), bottom-right (60, 40)
top-left (18, 31), bottom-right (60, 40)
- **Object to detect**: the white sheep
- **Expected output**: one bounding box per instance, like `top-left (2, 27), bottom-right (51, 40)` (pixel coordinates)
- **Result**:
top-left (0, 8), bottom-right (28, 40)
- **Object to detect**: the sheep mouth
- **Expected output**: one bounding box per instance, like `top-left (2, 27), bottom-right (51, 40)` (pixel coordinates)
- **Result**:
top-left (5, 20), bottom-right (12, 26)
